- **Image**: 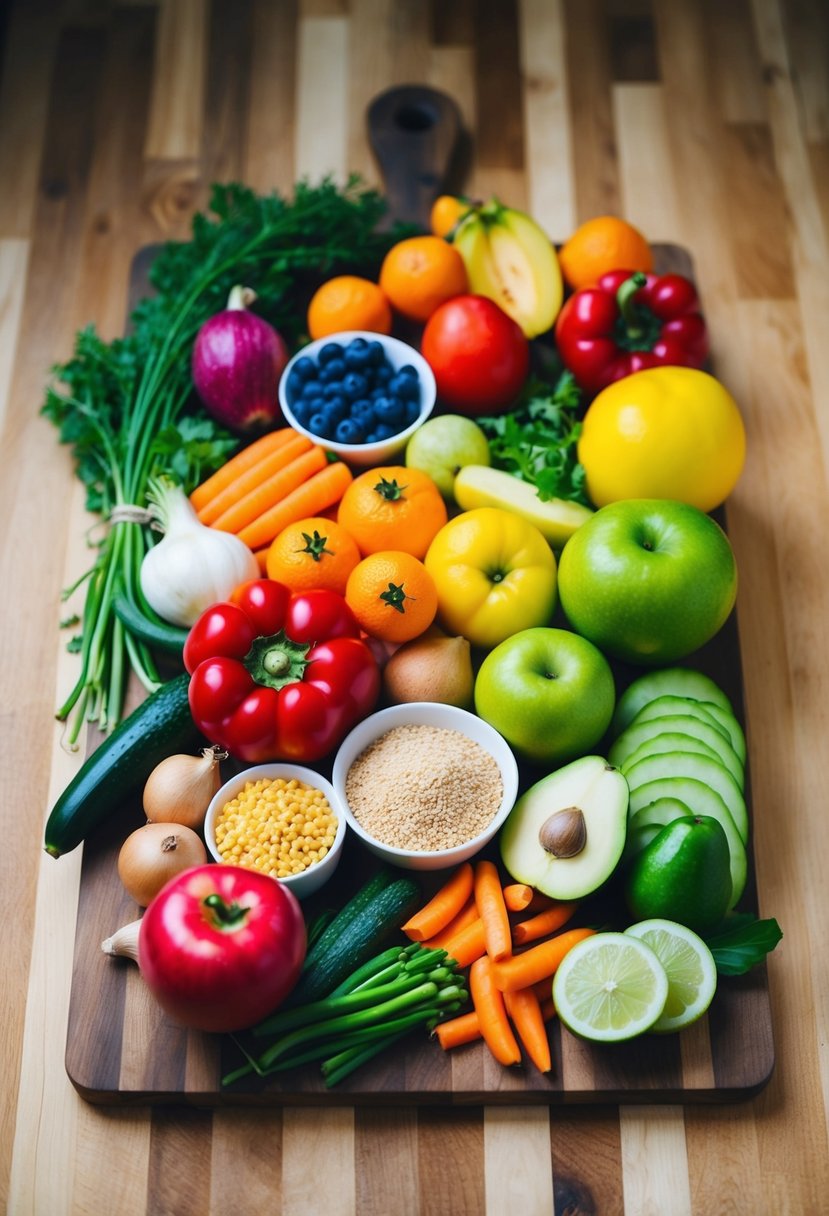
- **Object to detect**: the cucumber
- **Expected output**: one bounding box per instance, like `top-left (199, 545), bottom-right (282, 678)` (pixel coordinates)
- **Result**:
top-left (113, 591), bottom-right (189, 657)
top-left (624, 750), bottom-right (748, 843)
top-left (609, 712), bottom-right (743, 783)
top-left (44, 673), bottom-right (199, 859)
top-left (302, 869), bottom-right (395, 973)
top-left (289, 876), bottom-right (421, 1006)
top-left (611, 667), bottom-right (735, 736)
top-left (621, 731), bottom-right (744, 789)
top-left (630, 695), bottom-right (747, 764)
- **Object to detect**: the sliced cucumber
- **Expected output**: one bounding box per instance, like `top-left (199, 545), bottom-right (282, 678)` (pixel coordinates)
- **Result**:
top-left (628, 778), bottom-right (747, 907)
top-left (609, 713), bottom-right (743, 785)
top-left (624, 750), bottom-right (748, 843)
top-left (621, 731), bottom-right (744, 788)
top-left (631, 695), bottom-right (747, 765)
top-left (611, 667), bottom-right (735, 737)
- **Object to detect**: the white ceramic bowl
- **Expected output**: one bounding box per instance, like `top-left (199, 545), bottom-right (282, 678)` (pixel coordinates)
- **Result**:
top-left (331, 703), bottom-right (519, 871)
top-left (204, 763), bottom-right (347, 900)
top-left (278, 330), bottom-right (436, 467)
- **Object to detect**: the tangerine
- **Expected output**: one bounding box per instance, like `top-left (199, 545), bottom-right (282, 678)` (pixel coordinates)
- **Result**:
top-left (337, 466), bottom-right (447, 559)
top-left (558, 216), bottom-right (653, 291)
top-left (429, 195), bottom-right (470, 238)
top-left (345, 551), bottom-right (438, 643)
top-left (379, 235), bottom-right (468, 322)
top-left (307, 275), bottom-right (392, 340)
top-left (265, 516), bottom-right (361, 596)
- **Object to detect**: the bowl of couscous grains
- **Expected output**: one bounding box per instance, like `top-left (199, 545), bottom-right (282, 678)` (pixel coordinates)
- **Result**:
top-left (204, 764), bottom-right (347, 899)
top-left (331, 702), bottom-right (520, 871)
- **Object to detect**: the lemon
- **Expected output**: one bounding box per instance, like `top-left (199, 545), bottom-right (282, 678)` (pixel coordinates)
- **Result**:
top-left (552, 932), bottom-right (669, 1042)
top-left (577, 367), bottom-right (746, 512)
top-left (625, 918), bottom-right (718, 1032)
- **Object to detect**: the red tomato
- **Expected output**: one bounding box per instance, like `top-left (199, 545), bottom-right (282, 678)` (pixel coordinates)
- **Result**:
top-left (421, 294), bottom-right (530, 415)
top-left (137, 865), bottom-right (306, 1032)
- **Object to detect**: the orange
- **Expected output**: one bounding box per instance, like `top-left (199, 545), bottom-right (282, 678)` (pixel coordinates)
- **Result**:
top-left (345, 551), bottom-right (438, 643)
top-left (307, 275), bottom-right (392, 340)
top-left (265, 516), bottom-right (361, 596)
top-left (558, 216), bottom-right (653, 291)
top-left (337, 466), bottom-right (448, 559)
top-left (429, 194), bottom-right (469, 238)
top-left (379, 235), bottom-right (468, 322)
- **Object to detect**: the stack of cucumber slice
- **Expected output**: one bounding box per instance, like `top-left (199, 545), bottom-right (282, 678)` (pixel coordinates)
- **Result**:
top-left (608, 668), bottom-right (748, 908)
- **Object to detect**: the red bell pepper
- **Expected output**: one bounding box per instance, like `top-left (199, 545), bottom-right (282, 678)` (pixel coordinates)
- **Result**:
top-left (554, 270), bottom-right (709, 395)
top-left (184, 579), bottom-right (380, 763)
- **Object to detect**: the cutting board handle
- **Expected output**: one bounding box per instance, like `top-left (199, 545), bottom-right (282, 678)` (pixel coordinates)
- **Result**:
top-left (366, 85), bottom-right (463, 229)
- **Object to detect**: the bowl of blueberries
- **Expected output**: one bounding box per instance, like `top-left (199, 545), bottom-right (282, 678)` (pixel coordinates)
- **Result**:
top-left (278, 331), bottom-right (437, 467)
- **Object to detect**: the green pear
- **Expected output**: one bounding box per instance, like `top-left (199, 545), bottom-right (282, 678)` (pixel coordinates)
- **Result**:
top-left (624, 815), bottom-right (732, 934)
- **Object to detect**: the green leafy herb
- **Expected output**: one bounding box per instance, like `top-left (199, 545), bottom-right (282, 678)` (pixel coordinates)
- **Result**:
top-left (703, 914), bottom-right (783, 976)
top-left (43, 176), bottom-right (406, 742)
top-left (478, 371), bottom-right (589, 505)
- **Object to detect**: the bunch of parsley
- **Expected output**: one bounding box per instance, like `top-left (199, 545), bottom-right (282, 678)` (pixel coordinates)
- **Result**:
top-left (43, 178), bottom-right (406, 743)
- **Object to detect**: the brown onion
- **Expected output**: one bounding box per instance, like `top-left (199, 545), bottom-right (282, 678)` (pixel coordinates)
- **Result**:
top-left (142, 746), bottom-right (226, 831)
top-left (117, 822), bottom-right (207, 907)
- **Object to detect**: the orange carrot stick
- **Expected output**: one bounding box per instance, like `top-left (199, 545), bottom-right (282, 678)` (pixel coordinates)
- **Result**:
top-left (190, 428), bottom-right (296, 512)
top-left (493, 928), bottom-right (597, 993)
top-left (197, 433), bottom-right (312, 524)
top-left (434, 1010), bottom-right (482, 1050)
top-left (511, 902), bottom-right (578, 946)
top-left (502, 883), bottom-right (535, 912)
top-left (443, 918), bottom-right (487, 969)
top-left (237, 460), bottom-right (353, 550)
top-left (422, 897), bottom-right (479, 950)
top-left (469, 955), bottom-right (521, 1066)
top-left (211, 445), bottom-right (327, 534)
top-left (473, 859), bottom-right (512, 962)
top-left (504, 986), bottom-right (552, 1073)
top-left (402, 863), bottom-right (475, 942)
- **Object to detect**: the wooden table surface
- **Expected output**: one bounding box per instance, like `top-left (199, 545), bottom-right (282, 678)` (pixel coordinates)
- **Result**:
top-left (3, 1), bottom-right (828, 1213)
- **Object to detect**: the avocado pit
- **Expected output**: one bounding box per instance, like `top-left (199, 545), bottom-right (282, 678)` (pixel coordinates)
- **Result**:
top-left (538, 806), bottom-right (587, 858)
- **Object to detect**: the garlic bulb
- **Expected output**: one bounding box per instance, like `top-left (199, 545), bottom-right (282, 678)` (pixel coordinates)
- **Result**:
top-left (140, 476), bottom-right (258, 626)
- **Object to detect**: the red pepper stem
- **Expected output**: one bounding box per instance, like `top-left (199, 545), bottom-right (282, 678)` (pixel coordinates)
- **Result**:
top-left (616, 272), bottom-right (649, 339)
top-left (203, 893), bottom-right (249, 928)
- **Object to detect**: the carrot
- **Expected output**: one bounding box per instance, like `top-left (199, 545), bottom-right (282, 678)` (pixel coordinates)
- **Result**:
top-left (402, 863), bottom-right (474, 942)
top-left (211, 445), bottom-right (328, 534)
top-left (504, 987), bottom-right (552, 1073)
top-left (469, 955), bottom-right (521, 1066)
top-left (511, 901), bottom-right (579, 946)
top-left (493, 927), bottom-right (596, 994)
top-left (237, 460), bottom-right (353, 550)
top-left (434, 1010), bottom-right (481, 1051)
top-left (473, 859), bottom-right (511, 962)
top-left (502, 883), bottom-right (535, 912)
top-left (443, 917), bottom-right (487, 969)
top-left (254, 547), bottom-right (269, 574)
top-left (197, 432), bottom-right (312, 524)
top-left (190, 428), bottom-right (297, 512)
top-left (422, 897), bottom-right (479, 949)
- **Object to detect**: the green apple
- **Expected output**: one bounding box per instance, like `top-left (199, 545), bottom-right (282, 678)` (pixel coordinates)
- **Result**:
top-left (557, 499), bottom-right (738, 665)
top-left (405, 413), bottom-right (491, 501)
top-left (474, 626), bottom-right (616, 765)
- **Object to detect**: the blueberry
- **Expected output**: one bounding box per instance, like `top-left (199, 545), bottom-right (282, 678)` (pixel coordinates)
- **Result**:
top-left (323, 381), bottom-right (346, 400)
top-left (285, 369), bottom-right (307, 401)
top-left (352, 399), bottom-right (377, 426)
top-left (290, 396), bottom-right (319, 426)
top-left (398, 363), bottom-right (419, 379)
top-left (323, 397), bottom-right (349, 425)
top-left (389, 372), bottom-right (420, 402)
top-left (366, 340), bottom-right (386, 366)
top-left (319, 358), bottom-right (346, 384)
top-left (341, 371), bottom-right (369, 400)
top-left (308, 411), bottom-right (332, 437)
top-left (344, 339), bottom-right (372, 369)
top-left (404, 400), bottom-right (421, 426)
top-left (335, 417), bottom-right (367, 444)
top-left (300, 378), bottom-right (324, 400)
top-left (373, 363), bottom-right (393, 386)
top-left (318, 342), bottom-right (344, 365)
top-left (373, 395), bottom-right (405, 427)
top-left (372, 423), bottom-right (396, 440)
top-left (291, 355), bottom-right (317, 381)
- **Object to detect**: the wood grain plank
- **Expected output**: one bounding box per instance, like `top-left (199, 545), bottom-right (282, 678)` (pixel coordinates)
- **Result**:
top-left (474, 0), bottom-right (524, 172)
top-left (243, 0), bottom-right (299, 194)
top-left (620, 1106), bottom-right (691, 1216)
top-left (282, 1107), bottom-right (355, 1215)
top-left (200, 0), bottom-right (254, 189)
top-left (614, 83), bottom-right (680, 241)
top-left (0, 239), bottom-right (30, 436)
top-left (564, 0), bottom-right (622, 219)
top-left (355, 1108), bottom-right (419, 1215)
top-left (484, 1107), bottom-right (554, 1213)
top-left (296, 16), bottom-right (349, 183)
top-left (144, 0), bottom-right (208, 160)
top-left (209, 1111), bottom-right (284, 1215)
top-left (417, 1108), bottom-right (485, 1216)
top-left (148, 1107), bottom-right (214, 1216)
top-left (781, 0), bottom-right (829, 141)
top-left (519, 0), bottom-right (576, 239)
top-left (705, 0), bottom-right (768, 125)
top-left (549, 1108), bottom-right (624, 1215)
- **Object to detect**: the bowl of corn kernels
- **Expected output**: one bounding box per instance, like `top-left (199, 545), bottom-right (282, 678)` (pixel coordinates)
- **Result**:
top-left (204, 763), bottom-right (347, 899)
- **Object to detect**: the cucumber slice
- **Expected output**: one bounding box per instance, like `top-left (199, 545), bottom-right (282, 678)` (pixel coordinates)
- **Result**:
top-left (631, 695), bottom-right (747, 765)
top-left (624, 750), bottom-right (748, 844)
top-left (611, 667), bottom-right (734, 737)
top-left (609, 713), bottom-right (744, 785)
top-left (620, 730), bottom-right (744, 789)
top-left (628, 778), bottom-right (747, 908)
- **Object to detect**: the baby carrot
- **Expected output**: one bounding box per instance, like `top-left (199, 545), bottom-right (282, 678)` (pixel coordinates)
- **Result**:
top-left (190, 428), bottom-right (296, 512)
top-left (434, 1010), bottom-right (481, 1051)
top-left (421, 897), bottom-right (479, 950)
top-left (402, 863), bottom-right (475, 942)
top-left (504, 987), bottom-right (552, 1073)
top-left (511, 902), bottom-right (579, 946)
top-left (469, 955), bottom-right (521, 1066)
top-left (211, 445), bottom-right (327, 534)
top-left (238, 460), bottom-right (353, 550)
top-left (502, 883), bottom-right (535, 912)
top-left (493, 928), bottom-right (597, 993)
top-left (473, 860), bottom-right (512, 962)
top-left (197, 432), bottom-right (312, 524)
top-left (443, 917), bottom-right (487, 969)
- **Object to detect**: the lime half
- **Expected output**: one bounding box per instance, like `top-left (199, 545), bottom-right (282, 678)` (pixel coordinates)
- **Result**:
top-left (552, 932), bottom-right (669, 1042)
top-left (625, 918), bottom-right (718, 1033)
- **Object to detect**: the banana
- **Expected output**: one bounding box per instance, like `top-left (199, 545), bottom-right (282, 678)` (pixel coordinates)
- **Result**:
top-left (453, 465), bottom-right (593, 550)
top-left (452, 200), bottom-right (564, 338)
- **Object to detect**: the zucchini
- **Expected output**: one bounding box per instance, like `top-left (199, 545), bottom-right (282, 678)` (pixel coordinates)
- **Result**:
top-left (302, 869), bottom-right (395, 974)
top-left (44, 673), bottom-right (200, 859)
top-left (113, 590), bottom-right (189, 657)
top-left (289, 877), bottom-right (421, 1006)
